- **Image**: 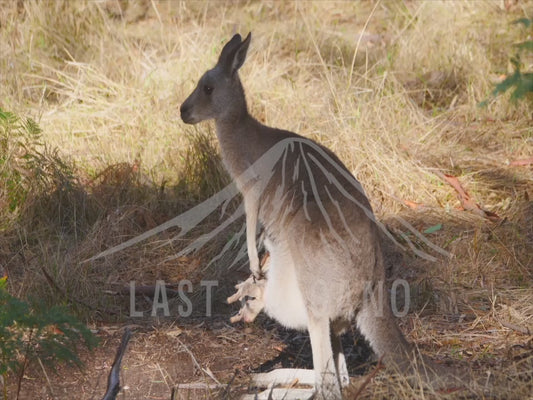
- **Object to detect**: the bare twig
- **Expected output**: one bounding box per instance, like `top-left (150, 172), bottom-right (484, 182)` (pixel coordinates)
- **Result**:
top-left (176, 337), bottom-right (203, 373)
top-left (221, 370), bottom-right (238, 399)
top-left (176, 337), bottom-right (221, 387)
top-left (37, 358), bottom-right (55, 399)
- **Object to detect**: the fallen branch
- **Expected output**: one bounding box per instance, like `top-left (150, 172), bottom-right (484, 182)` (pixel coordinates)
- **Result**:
top-left (102, 328), bottom-right (132, 400)
top-left (499, 319), bottom-right (531, 335)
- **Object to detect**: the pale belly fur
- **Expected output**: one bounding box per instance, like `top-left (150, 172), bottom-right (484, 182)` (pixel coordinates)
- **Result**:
top-left (263, 238), bottom-right (309, 330)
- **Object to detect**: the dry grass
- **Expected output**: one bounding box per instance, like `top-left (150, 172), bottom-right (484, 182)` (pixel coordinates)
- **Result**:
top-left (0, 0), bottom-right (532, 399)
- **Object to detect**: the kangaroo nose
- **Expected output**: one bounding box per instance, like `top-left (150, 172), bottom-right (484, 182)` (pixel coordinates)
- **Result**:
top-left (179, 102), bottom-right (188, 116)
top-left (180, 102), bottom-right (192, 123)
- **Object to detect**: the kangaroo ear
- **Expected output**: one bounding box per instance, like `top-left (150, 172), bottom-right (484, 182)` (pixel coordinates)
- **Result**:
top-left (217, 32), bottom-right (251, 76)
top-left (231, 32), bottom-right (251, 73)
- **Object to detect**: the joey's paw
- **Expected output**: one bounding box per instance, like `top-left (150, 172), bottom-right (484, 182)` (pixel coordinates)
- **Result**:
top-left (227, 275), bottom-right (256, 304)
top-left (227, 275), bottom-right (266, 323)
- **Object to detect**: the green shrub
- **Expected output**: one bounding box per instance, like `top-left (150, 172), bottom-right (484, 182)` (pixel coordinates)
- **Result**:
top-left (0, 109), bottom-right (43, 220)
top-left (0, 278), bottom-right (97, 399)
top-left (482, 18), bottom-right (533, 105)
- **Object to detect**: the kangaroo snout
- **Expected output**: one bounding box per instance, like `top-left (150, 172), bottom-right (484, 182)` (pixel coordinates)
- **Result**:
top-left (179, 101), bottom-right (195, 124)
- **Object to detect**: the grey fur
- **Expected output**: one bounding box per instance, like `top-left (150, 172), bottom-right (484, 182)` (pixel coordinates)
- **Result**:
top-left (181, 33), bottom-right (430, 399)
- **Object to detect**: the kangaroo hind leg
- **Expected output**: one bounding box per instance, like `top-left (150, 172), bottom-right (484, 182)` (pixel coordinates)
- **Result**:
top-left (308, 315), bottom-right (343, 399)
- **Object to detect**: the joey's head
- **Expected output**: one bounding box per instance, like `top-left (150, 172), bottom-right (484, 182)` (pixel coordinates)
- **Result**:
top-left (180, 33), bottom-right (251, 124)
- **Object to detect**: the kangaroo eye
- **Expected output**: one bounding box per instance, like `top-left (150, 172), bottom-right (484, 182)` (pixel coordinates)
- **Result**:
top-left (203, 85), bottom-right (213, 95)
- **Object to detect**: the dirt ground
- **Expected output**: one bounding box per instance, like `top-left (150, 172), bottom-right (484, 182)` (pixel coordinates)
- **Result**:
top-left (5, 247), bottom-right (532, 400)
top-left (6, 309), bottom-right (376, 400)
top-left (1, 1), bottom-right (532, 399)
top-left (7, 311), bottom-right (532, 400)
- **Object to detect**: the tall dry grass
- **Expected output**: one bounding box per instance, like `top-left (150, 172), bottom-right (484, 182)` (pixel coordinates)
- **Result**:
top-left (0, 0), bottom-right (531, 398)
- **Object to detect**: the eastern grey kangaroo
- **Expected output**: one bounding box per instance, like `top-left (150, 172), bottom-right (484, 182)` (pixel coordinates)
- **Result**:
top-left (180, 33), bottom-right (426, 399)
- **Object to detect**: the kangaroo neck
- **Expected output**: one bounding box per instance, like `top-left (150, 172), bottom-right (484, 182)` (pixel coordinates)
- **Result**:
top-left (214, 107), bottom-right (252, 136)
top-left (214, 75), bottom-right (249, 133)
top-left (213, 75), bottom-right (263, 179)
top-left (214, 81), bottom-right (255, 151)
top-left (214, 110), bottom-right (261, 180)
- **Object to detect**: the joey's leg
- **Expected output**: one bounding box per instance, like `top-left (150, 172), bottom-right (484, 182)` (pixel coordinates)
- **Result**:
top-left (308, 315), bottom-right (342, 400)
top-left (331, 331), bottom-right (349, 388)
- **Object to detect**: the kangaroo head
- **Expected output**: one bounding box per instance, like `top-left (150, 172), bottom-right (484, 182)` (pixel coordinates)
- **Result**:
top-left (180, 33), bottom-right (251, 124)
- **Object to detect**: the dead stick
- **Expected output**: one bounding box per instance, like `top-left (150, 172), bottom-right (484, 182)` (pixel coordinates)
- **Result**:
top-left (102, 328), bottom-right (132, 400)
top-left (221, 370), bottom-right (238, 399)
top-left (352, 356), bottom-right (384, 400)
